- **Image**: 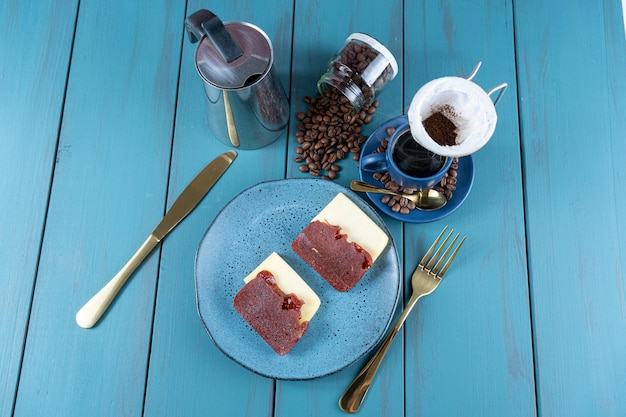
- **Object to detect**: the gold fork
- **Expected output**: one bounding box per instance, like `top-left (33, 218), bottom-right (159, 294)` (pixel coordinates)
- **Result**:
top-left (339, 225), bottom-right (466, 413)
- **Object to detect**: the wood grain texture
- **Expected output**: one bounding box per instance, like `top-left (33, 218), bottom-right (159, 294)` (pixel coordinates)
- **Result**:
top-left (280, 0), bottom-right (406, 416)
top-left (0, 2), bottom-right (78, 416)
top-left (403, 1), bottom-right (536, 416)
top-left (515, 1), bottom-right (626, 416)
top-left (12, 0), bottom-right (183, 415)
top-left (142, 1), bottom-right (292, 416)
top-left (3, 0), bottom-right (626, 416)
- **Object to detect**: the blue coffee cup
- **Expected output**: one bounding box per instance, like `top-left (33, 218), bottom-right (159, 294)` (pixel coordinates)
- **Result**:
top-left (361, 116), bottom-right (451, 190)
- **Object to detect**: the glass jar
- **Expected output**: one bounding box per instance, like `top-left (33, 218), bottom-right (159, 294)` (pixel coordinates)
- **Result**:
top-left (317, 33), bottom-right (398, 111)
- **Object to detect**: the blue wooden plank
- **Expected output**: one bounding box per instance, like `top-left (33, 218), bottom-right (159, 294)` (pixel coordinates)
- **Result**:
top-left (7, 1), bottom-right (623, 416)
top-left (515, 1), bottom-right (626, 416)
top-left (12, 0), bottom-right (184, 416)
top-left (279, 0), bottom-right (406, 416)
top-left (0, 2), bottom-right (78, 416)
top-left (403, 1), bottom-right (536, 416)
top-left (142, 1), bottom-right (291, 416)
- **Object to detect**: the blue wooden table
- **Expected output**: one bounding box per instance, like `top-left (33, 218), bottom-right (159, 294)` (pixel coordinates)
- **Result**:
top-left (2, 1), bottom-right (625, 416)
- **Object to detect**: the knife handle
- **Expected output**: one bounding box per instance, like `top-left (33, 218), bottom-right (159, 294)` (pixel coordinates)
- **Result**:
top-left (76, 234), bottom-right (160, 328)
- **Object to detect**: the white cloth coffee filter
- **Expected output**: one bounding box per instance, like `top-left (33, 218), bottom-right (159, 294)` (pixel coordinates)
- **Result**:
top-left (407, 76), bottom-right (498, 157)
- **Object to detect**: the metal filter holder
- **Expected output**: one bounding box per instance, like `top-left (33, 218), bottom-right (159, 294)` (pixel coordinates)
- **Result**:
top-left (407, 61), bottom-right (508, 157)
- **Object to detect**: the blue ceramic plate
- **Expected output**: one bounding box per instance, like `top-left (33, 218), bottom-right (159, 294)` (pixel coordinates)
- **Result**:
top-left (195, 179), bottom-right (401, 380)
top-left (359, 115), bottom-right (475, 223)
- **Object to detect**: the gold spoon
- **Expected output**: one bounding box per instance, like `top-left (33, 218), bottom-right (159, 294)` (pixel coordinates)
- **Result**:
top-left (350, 180), bottom-right (447, 211)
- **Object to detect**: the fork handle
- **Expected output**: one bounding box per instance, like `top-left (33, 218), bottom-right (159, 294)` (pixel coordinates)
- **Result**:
top-left (339, 293), bottom-right (421, 413)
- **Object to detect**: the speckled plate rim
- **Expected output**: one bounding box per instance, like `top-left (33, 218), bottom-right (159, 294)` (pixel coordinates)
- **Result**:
top-left (194, 178), bottom-right (401, 380)
top-left (359, 115), bottom-right (475, 223)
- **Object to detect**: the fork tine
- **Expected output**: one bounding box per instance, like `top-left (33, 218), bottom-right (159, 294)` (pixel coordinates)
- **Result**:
top-left (431, 232), bottom-right (460, 275)
top-left (424, 228), bottom-right (454, 271)
top-left (419, 225), bottom-right (449, 267)
top-left (436, 235), bottom-right (466, 278)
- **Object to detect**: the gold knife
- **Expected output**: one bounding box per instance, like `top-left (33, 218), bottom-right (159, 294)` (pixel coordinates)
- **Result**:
top-left (76, 150), bottom-right (237, 328)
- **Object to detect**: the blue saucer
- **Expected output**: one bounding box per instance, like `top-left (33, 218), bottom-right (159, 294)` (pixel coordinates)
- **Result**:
top-left (359, 115), bottom-right (474, 223)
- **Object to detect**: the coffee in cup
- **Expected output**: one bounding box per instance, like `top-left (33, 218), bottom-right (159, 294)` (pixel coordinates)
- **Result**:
top-left (360, 115), bottom-right (451, 190)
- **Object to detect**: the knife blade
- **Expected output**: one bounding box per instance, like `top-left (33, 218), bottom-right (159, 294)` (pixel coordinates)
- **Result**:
top-left (76, 150), bottom-right (237, 328)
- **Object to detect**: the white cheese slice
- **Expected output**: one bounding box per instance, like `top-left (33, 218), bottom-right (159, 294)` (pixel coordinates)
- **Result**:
top-left (244, 252), bottom-right (320, 323)
top-left (311, 193), bottom-right (388, 263)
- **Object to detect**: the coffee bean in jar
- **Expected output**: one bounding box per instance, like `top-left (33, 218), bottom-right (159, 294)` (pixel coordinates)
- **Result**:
top-left (294, 34), bottom-right (398, 180)
top-left (317, 33), bottom-right (398, 113)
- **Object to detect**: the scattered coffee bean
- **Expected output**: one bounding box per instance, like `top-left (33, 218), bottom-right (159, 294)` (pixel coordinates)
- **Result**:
top-left (294, 88), bottom-right (378, 179)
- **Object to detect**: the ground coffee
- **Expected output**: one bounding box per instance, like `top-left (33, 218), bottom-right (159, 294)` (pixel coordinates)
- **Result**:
top-left (423, 110), bottom-right (457, 146)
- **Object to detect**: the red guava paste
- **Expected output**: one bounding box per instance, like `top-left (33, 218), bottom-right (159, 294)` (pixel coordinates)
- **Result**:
top-left (291, 220), bottom-right (372, 292)
top-left (233, 270), bottom-right (308, 356)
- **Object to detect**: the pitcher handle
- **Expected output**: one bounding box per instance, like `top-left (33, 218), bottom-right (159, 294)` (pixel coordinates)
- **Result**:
top-left (487, 83), bottom-right (508, 106)
top-left (184, 9), bottom-right (243, 63)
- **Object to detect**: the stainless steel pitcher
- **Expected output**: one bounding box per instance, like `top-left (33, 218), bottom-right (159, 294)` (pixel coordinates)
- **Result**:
top-left (185, 10), bottom-right (290, 149)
